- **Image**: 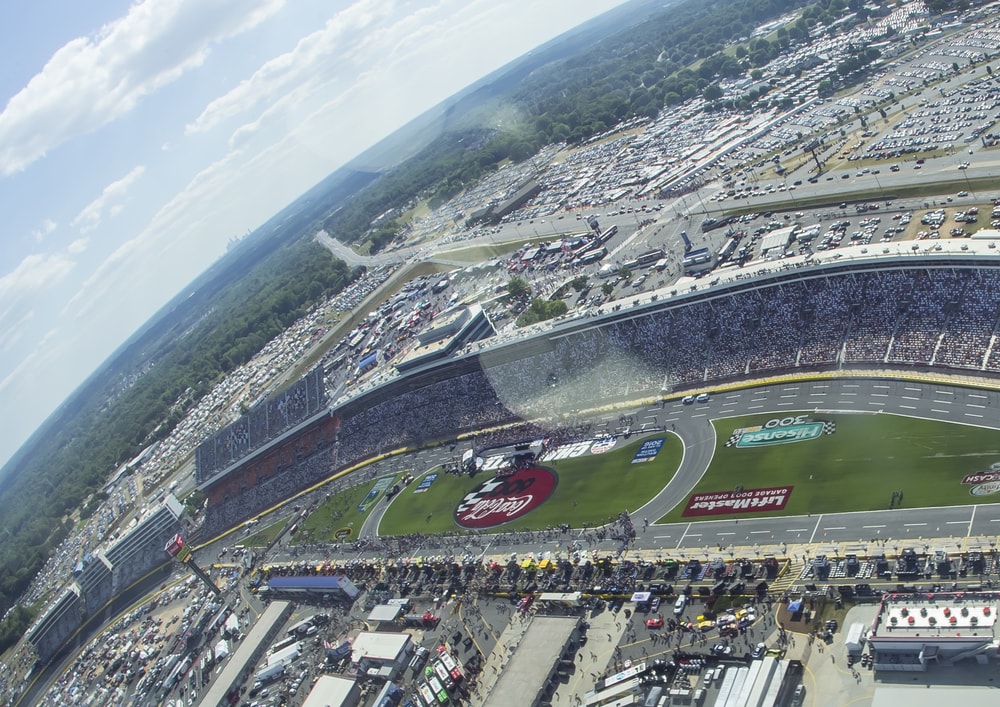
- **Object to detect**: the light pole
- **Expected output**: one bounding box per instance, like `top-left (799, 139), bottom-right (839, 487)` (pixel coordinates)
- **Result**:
top-left (873, 173), bottom-right (887, 205)
top-left (962, 169), bottom-right (976, 200)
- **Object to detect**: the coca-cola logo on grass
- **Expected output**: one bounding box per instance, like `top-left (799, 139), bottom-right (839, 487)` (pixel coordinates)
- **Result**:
top-left (454, 466), bottom-right (558, 529)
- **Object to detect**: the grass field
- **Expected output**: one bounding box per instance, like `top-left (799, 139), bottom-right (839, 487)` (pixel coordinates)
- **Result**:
top-left (376, 435), bottom-right (684, 536)
top-left (242, 517), bottom-right (290, 547)
top-left (658, 412), bottom-right (1000, 522)
top-left (293, 473), bottom-right (405, 543)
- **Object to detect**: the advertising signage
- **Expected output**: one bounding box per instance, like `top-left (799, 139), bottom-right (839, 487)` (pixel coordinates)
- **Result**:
top-left (454, 466), bottom-right (557, 529)
top-left (682, 486), bottom-right (793, 517)
top-left (631, 438), bottom-right (665, 464)
top-left (725, 415), bottom-right (835, 449)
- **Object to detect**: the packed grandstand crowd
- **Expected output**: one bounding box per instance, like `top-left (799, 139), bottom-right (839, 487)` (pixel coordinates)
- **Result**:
top-left (195, 367), bottom-right (329, 483)
top-left (199, 261), bottom-right (1000, 535)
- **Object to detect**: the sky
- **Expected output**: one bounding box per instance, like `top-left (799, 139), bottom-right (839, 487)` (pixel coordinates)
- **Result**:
top-left (0, 0), bottom-right (629, 471)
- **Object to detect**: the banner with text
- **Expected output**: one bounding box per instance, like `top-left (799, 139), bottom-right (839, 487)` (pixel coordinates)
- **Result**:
top-left (631, 438), bottom-right (665, 464)
top-left (682, 485), bottom-right (793, 517)
top-left (414, 472), bottom-right (440, 494)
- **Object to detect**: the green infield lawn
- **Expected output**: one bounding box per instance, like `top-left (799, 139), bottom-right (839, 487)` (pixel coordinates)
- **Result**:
top-left (377, 435), bottom-right (683, 535)
top-left (242, 517), bottom-right (290, 547)
top-left (293, 473), bottom-right (405, 543)
top-left (658, 412), bottom-right (1000, 522)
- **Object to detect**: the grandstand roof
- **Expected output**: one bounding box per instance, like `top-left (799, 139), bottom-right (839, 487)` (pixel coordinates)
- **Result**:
top-left (199, 601), bottom-right (292, 707)
top-left (265, 574), bottom-right (359, 598)
top-left (487, 616), bottom-right (579, 707)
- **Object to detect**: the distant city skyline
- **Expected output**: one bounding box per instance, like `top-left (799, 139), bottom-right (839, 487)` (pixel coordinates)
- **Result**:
top-left (0, 0), bottom-right (628, 471)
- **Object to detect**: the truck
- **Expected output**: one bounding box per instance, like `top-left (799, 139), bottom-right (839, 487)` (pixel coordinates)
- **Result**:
top-left (255, 663), bottom-right (286, 684)
top-left (267, 642), bottom-right (302, 668)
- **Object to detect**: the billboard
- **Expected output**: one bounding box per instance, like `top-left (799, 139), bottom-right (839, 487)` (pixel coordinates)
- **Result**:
top-left (164, 534), bottom-right (184, 557)
top-left (414, 473), bottom-right (439, 494)
top-left (682, 486), bottom-right (793, 517)
top-left (725, 415), bottom-right (835, 449)
top-left (631, 438), bottom-right (665, 464)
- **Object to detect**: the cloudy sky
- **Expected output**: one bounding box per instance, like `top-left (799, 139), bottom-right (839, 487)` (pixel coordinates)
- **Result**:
top-left (0, 0), bottom-right (627, 470)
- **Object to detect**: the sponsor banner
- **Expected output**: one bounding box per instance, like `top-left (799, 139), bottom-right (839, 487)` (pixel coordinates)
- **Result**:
top-left (540, 440), bottom-right (592, 462)
top-left (632, 438), bottom-right (665, 464)
top-left (454, 466), bottom-right (558, 529)
top-left (970, 481), bottom-right (1000, 497)
top-left (357, 476), bottom-right (394, 513)
top-left (590, 436), bottom-right (617, 455)
top-left (682, 485), bottom-right (793, 517)
top-left (726, 415), bottom-right (835, 449)
top-left (414, 472), bottom-right (440, 494)
top-left (164, 534), bottom-right (185, 558)
top-left (963, 471), bottom-right (1000, 485)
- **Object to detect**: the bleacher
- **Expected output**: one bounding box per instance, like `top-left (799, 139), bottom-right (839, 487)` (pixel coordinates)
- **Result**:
top-left (200, 260), bottom-right (1000, 534)
top-left (195, 367), bottom-right (328, 484)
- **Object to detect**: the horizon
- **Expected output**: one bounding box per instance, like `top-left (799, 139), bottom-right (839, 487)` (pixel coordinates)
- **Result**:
top-left (0, 0), bottom-right (629, 473)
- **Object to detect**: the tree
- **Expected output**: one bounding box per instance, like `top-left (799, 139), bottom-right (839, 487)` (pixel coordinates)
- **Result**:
top-left (516, 298), bottom-right (568, 327)
top-left (602, 283), bottom-right (614, 297)
top-left (570, 275), bottom-right (590, 292)
top-left (703, 83), bottom-right (723, 101)
top-left (507, 277), bottom-right (531, 299)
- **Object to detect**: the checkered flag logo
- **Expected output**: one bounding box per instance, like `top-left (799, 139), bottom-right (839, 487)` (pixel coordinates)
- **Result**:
top-left (455, 478), bottom-right (503, 514)
top-left (822, 420), bottom-right (836, 435)
top-left (725, 430), bottom-right (743, 448)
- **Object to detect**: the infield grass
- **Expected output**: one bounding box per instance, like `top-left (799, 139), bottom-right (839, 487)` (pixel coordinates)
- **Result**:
top-left (658, 412), bottom-right (1000, 522)
top-left (243, 517), bottom-right (290, 547)
top-left (375, 435), bottom-right (683, 536)
top-left (293, 473), bottom-right (404, 543)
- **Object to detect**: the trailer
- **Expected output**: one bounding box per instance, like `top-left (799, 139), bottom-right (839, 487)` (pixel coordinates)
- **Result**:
top-left (267, 641), bottom-right (302, 668)
top-left (255, 663), bottom-right (285, 684)
top-left (845, 622), bottom-right (866, 653)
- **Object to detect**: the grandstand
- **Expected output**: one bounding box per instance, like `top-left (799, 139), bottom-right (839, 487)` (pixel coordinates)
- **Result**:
top-left (199, 247), bottom-right (1000, 535)
top-left (25, 494), bottom-right (185, 665)
top-left (75, 553), bottom-right (113, 616)
top-left (24, 585), bottom-right (82, 665)
top-left (104, 494), bottom-right (184, 595)
top-left (195, 367), bottom-right (328, 484)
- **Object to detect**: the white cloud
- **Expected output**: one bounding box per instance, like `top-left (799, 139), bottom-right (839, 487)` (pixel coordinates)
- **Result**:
top-left (0, 330), bottom-right (59, 395)
top-left (71, 165), bottom-right (146, 233)
top-left (0, 249), bottom-right (78, 355)
top-left (186, 0), bottom-right (392, 135)
top-left (0, 0), bottom-right (286, 176)
top-left (31, 218), bottom-right (57, 244)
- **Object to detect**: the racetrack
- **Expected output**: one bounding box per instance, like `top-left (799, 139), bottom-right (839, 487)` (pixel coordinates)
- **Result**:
top-left (386, 377), bottom-right (1000, 550)
top-left (637, 376), bottom-right (1000, 551)
top-left (260, 376), bottom-right (1000, 566)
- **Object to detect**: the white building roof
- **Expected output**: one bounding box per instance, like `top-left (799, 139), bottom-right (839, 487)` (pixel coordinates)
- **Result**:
top-left (351, 631), bottom-right (411, 663)
top-left (301, 675), bottom-right (360, 707)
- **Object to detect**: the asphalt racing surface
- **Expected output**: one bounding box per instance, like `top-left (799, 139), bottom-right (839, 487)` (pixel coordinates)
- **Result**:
top-left (290, 377), bottom-right (1000, 564)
